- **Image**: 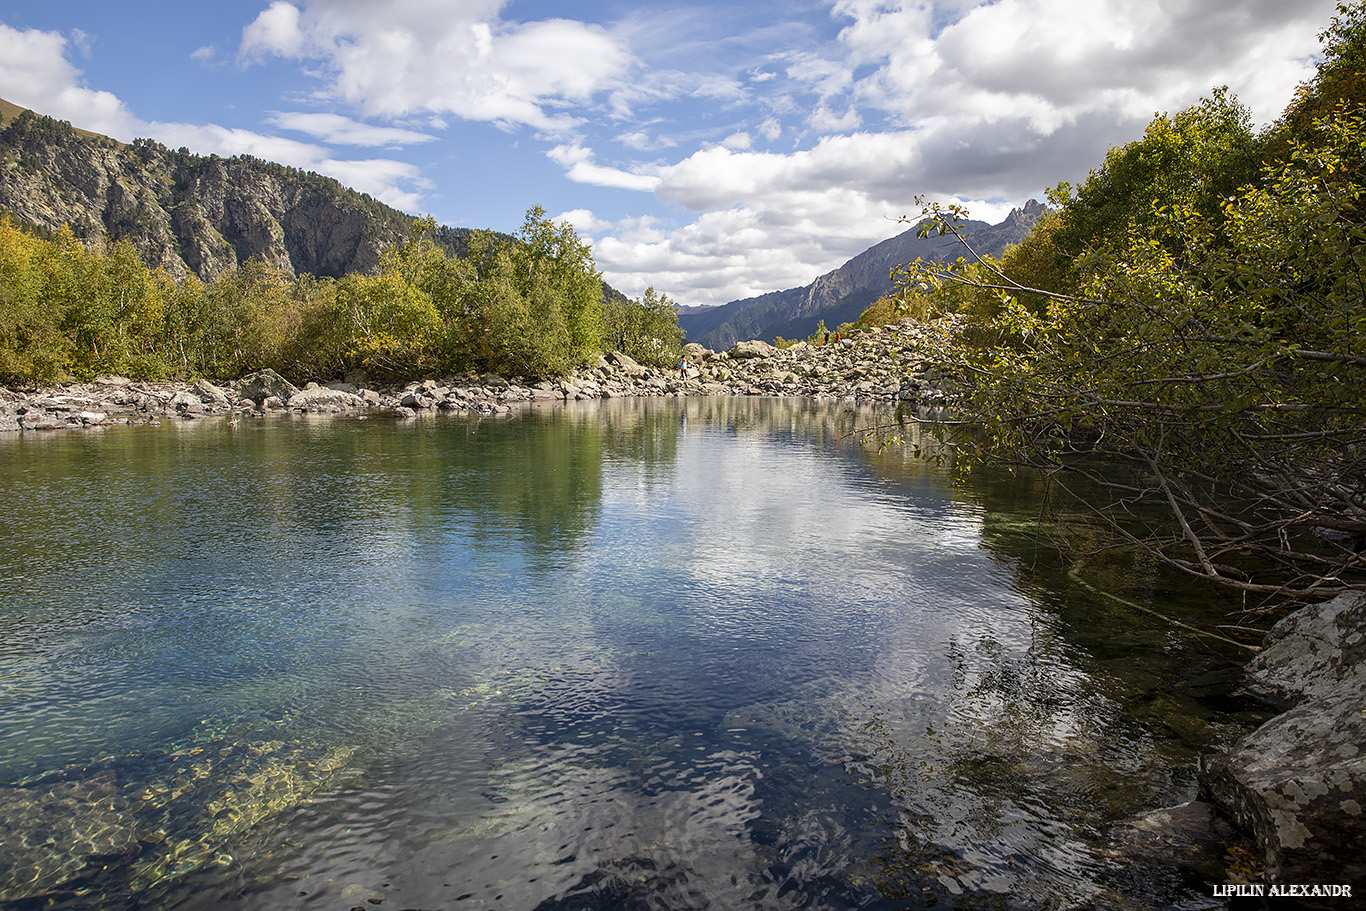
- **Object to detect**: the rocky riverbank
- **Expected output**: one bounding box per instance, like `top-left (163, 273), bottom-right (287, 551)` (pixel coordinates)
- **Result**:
top-left (0, 316), bottom-right (961, 433)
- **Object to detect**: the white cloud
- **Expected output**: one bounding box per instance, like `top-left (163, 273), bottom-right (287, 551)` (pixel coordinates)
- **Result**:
top-left (267, 111), bottom-right (436, 147)
top-left (238, 1), bottom-right (636, 133)
top-left (1, 20), bottom-right (431, 213)
top-left (547, 144), bottom-right (661, 192)
top-left (239, 0), bottom-right (306, 59)
top-left (0, 23), bottom-right (137, 139)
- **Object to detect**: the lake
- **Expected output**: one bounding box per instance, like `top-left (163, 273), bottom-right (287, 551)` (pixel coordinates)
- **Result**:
top-left (0, 397), bottom-right (1267, 909)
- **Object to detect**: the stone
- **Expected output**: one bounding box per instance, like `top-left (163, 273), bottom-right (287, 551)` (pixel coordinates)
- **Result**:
top-left (20, 412), bottom-right (61, 431)
top-left (167, 391), bottom-right (204, 415)
top-left (287, 386), bottom-right (365, 411)
top-left (191, 379), bottom-right (231, 406)
top-left (235, 369), bottom-right (300, 405)
top-left (729, 340), bottom-right (777, 360)
top-left (1198, 594), bottom-right (1366, 885)
top-left (479, 373), bottom-right (511, 390)
top-left (1114, 800), bottom-right (1245, 881)
top-left (393, 406), bottom-right (417, 420)
top-left (1244, 593), bottom-right (1366, 710)
top-left (78, 410), bottom-right (107, 425)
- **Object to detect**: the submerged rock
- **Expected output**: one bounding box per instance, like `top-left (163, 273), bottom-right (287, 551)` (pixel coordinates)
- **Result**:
top-left (0, 770), bottom-right (141, 903)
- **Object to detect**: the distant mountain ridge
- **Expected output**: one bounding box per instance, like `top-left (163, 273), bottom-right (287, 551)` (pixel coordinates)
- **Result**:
top-left (0, 100), bottom-right (482, 282)
top-left (680, 201), bottom-right (1045, 349)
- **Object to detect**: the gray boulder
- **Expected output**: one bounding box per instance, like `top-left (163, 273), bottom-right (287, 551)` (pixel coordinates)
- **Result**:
top-left (235, 369), bottom-right (299, 405)
top-left (167, 391), bottom-right (204, 415)
top-left (1244, 593), bottom-right (1366, 709)
top-left (729, 340), bottom-right (777, 360)
top-left (191, 379), bottom-right (231, 406)
top-left (479, 373), bottom-right (511, 390)
top-left (1198, 593), bottom-right (1366, 884)
top-left (287, 386), bottom-right (365, 411)
top-left (606, 352), bottom-right (649, 376)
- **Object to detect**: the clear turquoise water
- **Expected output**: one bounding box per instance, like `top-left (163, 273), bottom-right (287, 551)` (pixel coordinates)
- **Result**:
top-left (0, 398), bottom-right (1266, 909)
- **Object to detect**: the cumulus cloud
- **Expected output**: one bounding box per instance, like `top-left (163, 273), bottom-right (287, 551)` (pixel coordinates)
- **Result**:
top-left (588, 0), bottom-right (1337, 305)
top-left (0, 22), bottom-right (137, 139)
top-left (238, 0), bottom-right (635, 132)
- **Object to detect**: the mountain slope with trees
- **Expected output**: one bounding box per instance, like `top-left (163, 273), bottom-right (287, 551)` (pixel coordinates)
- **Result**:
top-left (0, 101), bottom-right (469, 282)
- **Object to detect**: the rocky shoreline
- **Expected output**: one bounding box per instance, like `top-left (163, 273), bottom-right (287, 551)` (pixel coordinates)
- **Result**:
top-left (0, 317), bottom-right (959, 433)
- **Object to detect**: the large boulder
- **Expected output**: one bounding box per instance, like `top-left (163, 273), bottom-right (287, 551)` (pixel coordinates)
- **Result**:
top-left (1198, 593), bottom-right (1366, 884)
top-left (1244, 593), bottom-right (1366, 709)
top-left (235, 369), bottom-right (299, 405)
top-left (166, 390), bottom-right (204, 415)
top-left (682, 342), bottom-right (711, 362)
top-left (191, 378), bottom-right (231, 407)
top-left (287, 385), bottom-right (365, 411)
top-left (728, 340), bottom-right (777, 360)
top-left (606, 352), bottom-right (649, 376)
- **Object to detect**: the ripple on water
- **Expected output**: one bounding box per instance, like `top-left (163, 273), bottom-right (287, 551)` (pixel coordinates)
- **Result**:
top-left (0, 403), bottom-right (1257, 910)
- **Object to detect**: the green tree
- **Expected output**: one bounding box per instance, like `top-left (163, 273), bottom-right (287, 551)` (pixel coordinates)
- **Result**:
top-left (603, 286), bottom-right (683, 367)
top-left (902, 105), bottom-right (1366, 599)
top-left (0, 216), bottom-right (68, 384)
top-left (1046, 88), bottom-right (1262, 291)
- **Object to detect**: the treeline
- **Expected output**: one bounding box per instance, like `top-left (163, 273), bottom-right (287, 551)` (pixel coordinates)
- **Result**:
top-left (0, 206), bottom-right (682, 386)
top-left (886, 1), bottom-right (1366, 598)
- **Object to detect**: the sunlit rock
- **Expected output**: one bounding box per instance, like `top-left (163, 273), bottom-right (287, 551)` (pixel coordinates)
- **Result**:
top-left (1199, 593), bottom-right (1366, 884)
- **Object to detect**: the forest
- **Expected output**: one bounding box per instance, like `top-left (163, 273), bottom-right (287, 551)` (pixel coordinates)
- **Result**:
top-left (876, 1), bottom-right (1366, 601)
top-left (0, 205), bottom-right (683, 385)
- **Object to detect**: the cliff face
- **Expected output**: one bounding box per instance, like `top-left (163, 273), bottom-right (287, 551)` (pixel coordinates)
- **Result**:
top-left (680, 200), bottom-right (1045, 349)
top-left (0, 106), bottom-right (438, 281)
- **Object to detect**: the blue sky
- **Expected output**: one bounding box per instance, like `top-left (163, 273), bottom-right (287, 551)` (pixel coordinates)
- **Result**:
top-left (0, 0), bottom-right (1339, 305)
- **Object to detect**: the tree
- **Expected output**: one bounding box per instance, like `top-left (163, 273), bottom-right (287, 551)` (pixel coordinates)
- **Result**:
top-left (0, 216), bottom-right (69, 384)
top-left (602, 286), bottom-right (683, 367)
top-left (897, 105), bottom-right (1366, 600)
top-left (1045, 88), bottom-right (1263, 290)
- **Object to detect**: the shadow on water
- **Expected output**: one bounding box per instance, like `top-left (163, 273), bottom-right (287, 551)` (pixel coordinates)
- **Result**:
top-left (0, 399), bottom-right (1271, 909)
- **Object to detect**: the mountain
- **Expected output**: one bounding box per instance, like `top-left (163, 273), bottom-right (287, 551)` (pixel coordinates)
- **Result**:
top-left (679, 201), bottom-right (1045, 349)
top-left (0, 100), bottom-right (479, 282)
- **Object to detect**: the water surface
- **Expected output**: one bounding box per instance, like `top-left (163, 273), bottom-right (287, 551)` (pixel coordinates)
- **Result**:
top-left (0, 398), bottom-right (1266, 909)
